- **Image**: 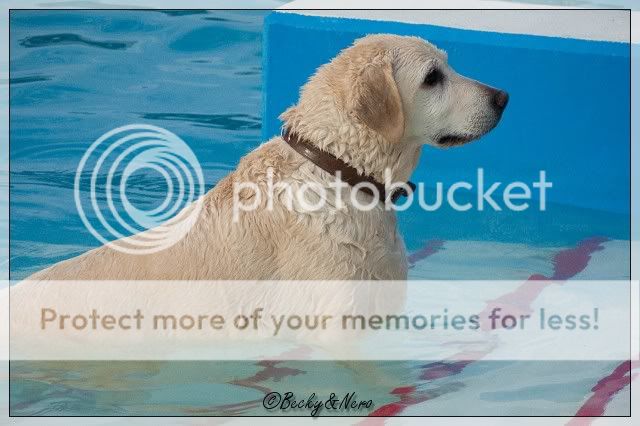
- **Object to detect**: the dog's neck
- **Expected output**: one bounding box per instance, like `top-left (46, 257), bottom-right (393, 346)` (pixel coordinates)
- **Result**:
top-left (282, 130), bottom-right (417, 204)
top-left (281, 122), bottom-right (422, 185)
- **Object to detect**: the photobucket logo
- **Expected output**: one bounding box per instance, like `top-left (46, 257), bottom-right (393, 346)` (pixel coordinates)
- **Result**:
top-left (232, 168), bottom-right (552, 220)
top-left (74, 124), bottom-right (204, 254)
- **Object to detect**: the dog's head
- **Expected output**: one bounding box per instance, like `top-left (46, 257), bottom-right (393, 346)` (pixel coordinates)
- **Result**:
top-left (386, 35), bottom-right (509, 148)
top-left (281, 34), bottom-right (508, 176)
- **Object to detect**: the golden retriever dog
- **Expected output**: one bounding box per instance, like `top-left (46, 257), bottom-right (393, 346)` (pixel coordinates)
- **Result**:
top-left (10, 34), bottom-right (509, 392)
top-left (26, 34), bottom-right (508, 281)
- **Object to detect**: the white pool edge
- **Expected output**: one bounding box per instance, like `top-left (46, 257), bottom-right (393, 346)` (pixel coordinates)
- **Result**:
top-left (277, 1), bottom-right (634, 43)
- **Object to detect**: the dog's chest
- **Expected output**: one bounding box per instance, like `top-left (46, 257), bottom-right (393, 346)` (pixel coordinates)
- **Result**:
top-left (276, 165), bottom-right (409, 280)
top-left (325, 207), bottom-right (408, 280)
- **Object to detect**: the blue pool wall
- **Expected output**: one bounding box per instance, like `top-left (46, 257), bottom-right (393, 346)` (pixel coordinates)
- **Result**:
top-left (261, 12), bottom-right (631, 247)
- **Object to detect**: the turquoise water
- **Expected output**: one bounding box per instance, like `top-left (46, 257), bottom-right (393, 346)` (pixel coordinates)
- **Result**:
top-left (10, 10), bottom-right (265, 279)
top-left (9, 10), bottom-right (631, 417)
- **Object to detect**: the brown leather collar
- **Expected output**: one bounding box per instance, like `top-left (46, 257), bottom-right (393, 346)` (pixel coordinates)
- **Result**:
top-left (282, 129), bottom-right (415, 204)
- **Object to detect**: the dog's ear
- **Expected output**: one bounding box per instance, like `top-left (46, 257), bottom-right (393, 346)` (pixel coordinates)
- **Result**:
top-left (348, 55), bottom-right (405, 144)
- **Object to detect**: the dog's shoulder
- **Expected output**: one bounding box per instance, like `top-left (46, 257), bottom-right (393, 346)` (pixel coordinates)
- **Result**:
top-left (208, 137), bottom-right (300, 207)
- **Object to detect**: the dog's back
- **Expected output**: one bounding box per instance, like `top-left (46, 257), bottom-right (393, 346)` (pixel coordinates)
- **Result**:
top-left (27, 138), bottom-right (408, 281)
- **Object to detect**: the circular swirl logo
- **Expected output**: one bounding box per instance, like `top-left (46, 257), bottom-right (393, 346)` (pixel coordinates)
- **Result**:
top-left (74, 124), bottom-right (205, 255)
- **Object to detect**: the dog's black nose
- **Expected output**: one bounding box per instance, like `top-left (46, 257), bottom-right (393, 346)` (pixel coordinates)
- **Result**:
top-left (492, 90), bottom-right (509, 111)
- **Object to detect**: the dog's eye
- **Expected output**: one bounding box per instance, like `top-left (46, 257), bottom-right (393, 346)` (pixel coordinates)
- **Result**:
top-left (423, 69), bottom-right (443, 87)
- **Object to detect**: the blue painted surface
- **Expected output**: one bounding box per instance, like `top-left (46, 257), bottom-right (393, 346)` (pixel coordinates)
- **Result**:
top-left (263, 12), bottom-right (631, 248)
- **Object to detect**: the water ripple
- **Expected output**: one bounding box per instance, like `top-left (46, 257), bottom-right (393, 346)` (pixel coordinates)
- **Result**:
top-left (170, 26), bottom-right (259, 52)
top-left (19, 33), bottom-right (134, 50)
top-left (9, 75), bottom-right (52, 85)
top-left (140, 113), bottom-right (261, 130)
top-left (203, 17), bottom-right (239, 23)
top-left (158, 10), bottom-right (209, 17)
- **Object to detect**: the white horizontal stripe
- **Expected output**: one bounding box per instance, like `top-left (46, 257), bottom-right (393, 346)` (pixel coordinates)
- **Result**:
top-left (278, 1), bottom-right (632, 43)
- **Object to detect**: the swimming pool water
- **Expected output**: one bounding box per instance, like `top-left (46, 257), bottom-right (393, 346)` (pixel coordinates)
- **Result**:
top-left (9, 10), bottom-right (266, 279)
top-left (8, 10), bottom-right (631, 417)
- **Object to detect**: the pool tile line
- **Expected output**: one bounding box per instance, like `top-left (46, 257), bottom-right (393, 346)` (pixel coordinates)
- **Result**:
top-left (201, 346), bottom-right (312, 415)
top-left (365, 237), bottom-right (611, 420)
top-left (408, 239), bottom-right (445, 268)
top-left (566, 361), bottom-right (637, 425)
